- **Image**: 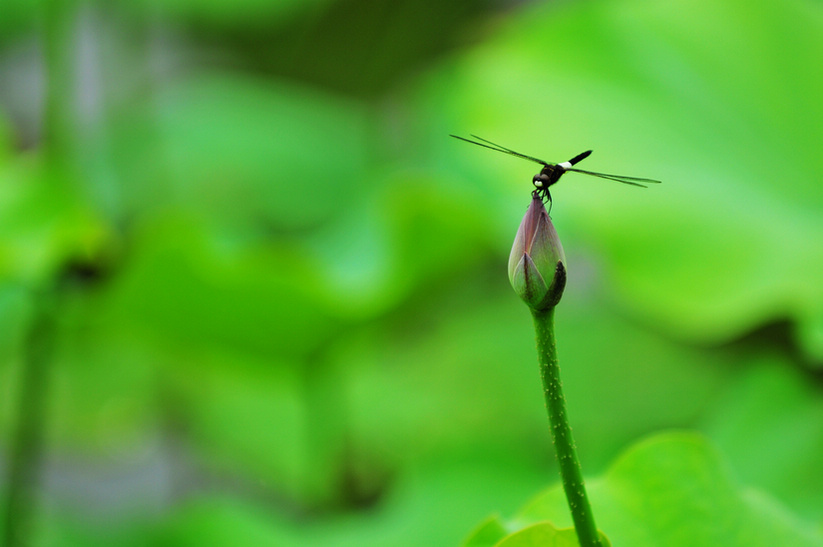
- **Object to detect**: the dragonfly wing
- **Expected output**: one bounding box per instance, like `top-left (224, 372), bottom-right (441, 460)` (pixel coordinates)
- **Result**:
top-left (567, 168), bottom-right (661, 187)
top-left (450, 135), bottom-right (550, 166)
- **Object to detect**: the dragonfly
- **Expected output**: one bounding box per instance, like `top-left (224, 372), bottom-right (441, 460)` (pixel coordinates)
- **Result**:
top-left (450, 134), bottom-right (660, 208)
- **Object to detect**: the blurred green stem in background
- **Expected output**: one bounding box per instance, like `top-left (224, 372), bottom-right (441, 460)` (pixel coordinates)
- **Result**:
top-left (42, 0), bottom-right (77, 161)
top-left (531, 307), bottom-right (600, 547)
top-left (302, 350), bottom-right (349, 510)
top-left (3, 290), bottom-right (58, 547)
top-left (3, 1), bottom-right (79, 544)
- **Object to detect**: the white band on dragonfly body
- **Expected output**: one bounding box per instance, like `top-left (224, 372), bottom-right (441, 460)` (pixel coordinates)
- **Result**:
top-left (558, 161), bottom-right (572, 170)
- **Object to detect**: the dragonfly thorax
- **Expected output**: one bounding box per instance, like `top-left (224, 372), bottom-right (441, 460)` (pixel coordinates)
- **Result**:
top-left (532, 164), bottom-right (566, 189)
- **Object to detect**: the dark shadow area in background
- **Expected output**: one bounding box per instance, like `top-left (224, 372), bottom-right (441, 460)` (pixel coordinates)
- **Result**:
top-left (184, 0), bottom-right (503, 98)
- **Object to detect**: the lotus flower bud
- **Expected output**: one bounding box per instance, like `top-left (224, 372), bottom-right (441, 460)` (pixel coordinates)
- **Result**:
top-left (508, 196), bottom-right (567, 311)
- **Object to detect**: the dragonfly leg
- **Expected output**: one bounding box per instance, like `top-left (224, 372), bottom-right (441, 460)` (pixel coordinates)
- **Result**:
top-left (530, 188), bottom-right (552, 214)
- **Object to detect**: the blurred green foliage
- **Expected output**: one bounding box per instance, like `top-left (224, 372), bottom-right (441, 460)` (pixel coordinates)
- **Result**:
top-left (474, 433), bottom-right (822, 546)
top-left (1, 0), bottom-right (822, 545)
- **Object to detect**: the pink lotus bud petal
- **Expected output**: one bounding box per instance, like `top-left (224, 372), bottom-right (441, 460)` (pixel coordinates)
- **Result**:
top-left (508, 196), bottom-right (567, 310)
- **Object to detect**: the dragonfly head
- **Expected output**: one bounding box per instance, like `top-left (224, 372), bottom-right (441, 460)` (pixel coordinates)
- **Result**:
top-left (532, 173), bottom-right (550, 189)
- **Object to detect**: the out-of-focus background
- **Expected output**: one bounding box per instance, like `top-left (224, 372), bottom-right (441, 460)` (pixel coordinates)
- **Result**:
top-left (1, 0), bottom-right (822, 545)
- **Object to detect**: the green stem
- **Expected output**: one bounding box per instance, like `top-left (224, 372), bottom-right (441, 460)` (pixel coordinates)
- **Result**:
top-left (531, 307), bottom-right (600, 547)
top-left (3, 3), bottom-right (76, 542)
top-left (3, 291), bottom-right (58, 547)
top-left (42, 0), bottom-right (77, 162)
top-left (302, 352), bottom-right (346, 510)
